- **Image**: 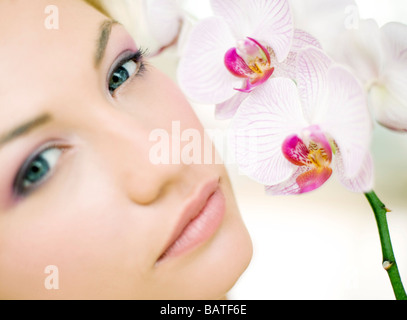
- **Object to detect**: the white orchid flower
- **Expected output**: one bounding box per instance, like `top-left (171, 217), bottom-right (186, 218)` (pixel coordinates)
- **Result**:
top-left (229, 47), bottom-right (374, 195)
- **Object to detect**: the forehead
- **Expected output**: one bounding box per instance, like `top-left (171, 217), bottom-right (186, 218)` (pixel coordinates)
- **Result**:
top-left (0, 0), bottom-right (106, 118)
top-left (0, 0), bottom-right (103, 57)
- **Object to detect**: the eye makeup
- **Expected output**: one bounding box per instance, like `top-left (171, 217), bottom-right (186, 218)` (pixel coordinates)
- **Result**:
top-left (6, 27), bottom-right (148, 202)
top-left (107, 48), bottom-right (147, 95)
top-left (12, 142), bottom-right (70, 198)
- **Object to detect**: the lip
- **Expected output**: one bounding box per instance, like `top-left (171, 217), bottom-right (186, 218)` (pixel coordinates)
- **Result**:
top-left (156, 178), bottom-right (226, 265)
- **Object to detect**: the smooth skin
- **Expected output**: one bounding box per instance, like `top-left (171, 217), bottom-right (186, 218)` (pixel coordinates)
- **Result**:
top-left (0, 0), bottom-right (252, 299)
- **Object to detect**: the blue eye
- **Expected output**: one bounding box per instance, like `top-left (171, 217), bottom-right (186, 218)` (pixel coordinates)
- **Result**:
top-left (14, 147), bottom-right (63, 196)
top-left (108, 50), bottom-right (145, 94)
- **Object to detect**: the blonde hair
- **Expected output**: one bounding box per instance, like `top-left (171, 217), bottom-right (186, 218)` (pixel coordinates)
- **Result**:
top-left (82, 0), bottom-right (146, 44)
top-left (83, 0), bottom-right (112, 17)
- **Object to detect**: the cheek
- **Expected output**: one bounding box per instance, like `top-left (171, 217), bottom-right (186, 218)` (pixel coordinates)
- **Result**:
top-left (0, 169), bottom-right (159, 299)
top-left (117, 67), bottom-right (204, 133)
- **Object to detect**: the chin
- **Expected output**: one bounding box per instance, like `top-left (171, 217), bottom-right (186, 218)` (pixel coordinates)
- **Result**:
top-left (198, 169), bottom-right (252, 299)
top-left (153, 179), bottom-right (252, 300)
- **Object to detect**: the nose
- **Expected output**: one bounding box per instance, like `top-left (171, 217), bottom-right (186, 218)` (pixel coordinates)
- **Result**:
top-left (91, 106), bottom-right (189, 205)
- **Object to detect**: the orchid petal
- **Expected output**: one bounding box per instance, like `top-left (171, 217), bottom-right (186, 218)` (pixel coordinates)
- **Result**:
top-left (215, 92), bottom-right (248, 120)
top-left (224, 48), bottom-right (255, 78)
top-left (381, 22), bottom-right (407, 64)
top-left (321, 66), bottom-right (372, 178)
top-left (210, 0), bottom-right (250, 39)
top-left (246, 37), bottom-right (271, 63)
top-left (235, 68), bottom-right (274, 93)
top-left (265, 166), bottom-right (310, 195)
top-left (289, 0), bottom-right (356, 55)
top-left (370, 82), bottom-right (407, 132)
top-left (211, 0), bottom-right (293, 62)
top-left (296, 47), bottom-right (332, 122)
top-left (229, 78), bottom-right (307, 185)
top-left (305, 125), bottom-right (333, 163)
top-left (331, 19), bottom-right (382, 84)
top-left (335, 150), bottom-right (374, 193)
top-left (177, 17), bottom-right (240, 104)
top-left (371, 22), bottom-right (407, 132)
top-left (282, 135), bottom-right (309, 166)
top-left (291, 29), bottom-right (322, 51)
top-left (271, 29), bottom-right (321, 79)
top-left (270, 51), bottom-right (297, 79)
top-left (143, 0), bottom-right (182, 48)
top-left (296, 167), bottom-right (333, 194)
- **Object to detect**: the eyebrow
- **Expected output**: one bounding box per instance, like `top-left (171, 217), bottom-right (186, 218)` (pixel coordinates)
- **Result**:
top-left (94, 19), bottom-right (120, 67)
top-left (0, 113), bottom-right (53, 146)
top-left (0, 21), bottom-right (117, 146)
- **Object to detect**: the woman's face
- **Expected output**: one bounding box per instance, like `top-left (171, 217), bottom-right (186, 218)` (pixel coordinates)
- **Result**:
top-left (0, 0), bottom-right (252, 299)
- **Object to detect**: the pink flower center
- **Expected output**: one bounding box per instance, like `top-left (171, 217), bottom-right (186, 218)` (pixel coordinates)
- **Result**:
top-left (282, 126), bottom-right (334, 193)
top-left (224, 37), bottom-right (274, 93)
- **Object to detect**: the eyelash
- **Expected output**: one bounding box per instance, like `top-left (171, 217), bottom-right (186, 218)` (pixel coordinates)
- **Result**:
top-left (108, 48), bottom-right (147, 95)
top-left (12, 48), bottom-right (147, 199)
top-left (13, 143), bottom-right (70, 197)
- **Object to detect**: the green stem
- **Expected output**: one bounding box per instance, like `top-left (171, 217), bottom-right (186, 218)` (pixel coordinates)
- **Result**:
top-left (365, 191), bottom-right (407, 300)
